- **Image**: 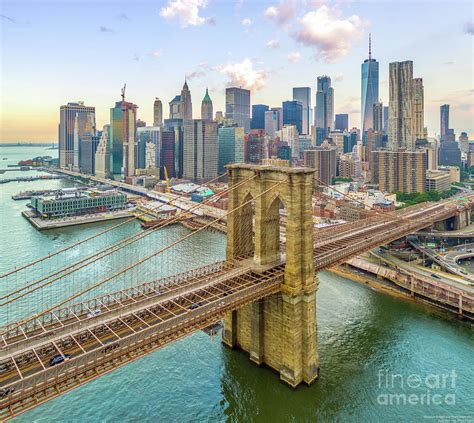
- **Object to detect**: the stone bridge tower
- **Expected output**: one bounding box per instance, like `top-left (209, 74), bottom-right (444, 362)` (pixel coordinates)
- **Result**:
top-left (222, 164), bottom-right (319, 387)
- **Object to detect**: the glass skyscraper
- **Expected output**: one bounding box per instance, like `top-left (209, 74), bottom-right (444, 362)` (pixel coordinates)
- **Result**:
top-left (251, 104), bottom-right (269, 130)
top-left (315, 76), bottom-right (334, 137)
top-left (218, 126), bottom-right (245, 173)
top-left (440, 104), bottom-right (449, 142)
top-left (59, 102), bottom-right (96, 171)
top-left (225, 87), bottom-right (251, 133)
top-left (334, 114), bottom-right (349, 131)
top-left (292, 87), bottom-right (311, 135)
top-left (282, 100), bottom-right (303, 134)
top-left (361, 34), bottom-right (379, 135)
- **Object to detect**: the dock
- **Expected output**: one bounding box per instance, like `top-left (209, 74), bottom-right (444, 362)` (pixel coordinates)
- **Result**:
top-left (0, 175), bottom-right (66, 184)
top-left (22, 210), bottom-right (133, 231)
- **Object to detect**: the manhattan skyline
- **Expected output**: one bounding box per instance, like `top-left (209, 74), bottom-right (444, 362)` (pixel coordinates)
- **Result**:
top-left (1, 0), bottom-right (473, 142)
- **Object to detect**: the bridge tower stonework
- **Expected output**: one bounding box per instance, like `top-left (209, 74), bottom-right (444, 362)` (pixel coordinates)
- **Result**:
top-left (222, 164), bottom-right (319, 388)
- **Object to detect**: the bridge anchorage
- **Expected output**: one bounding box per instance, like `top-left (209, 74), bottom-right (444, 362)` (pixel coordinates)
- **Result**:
top-left (223, 164), bottom-right (318, 387)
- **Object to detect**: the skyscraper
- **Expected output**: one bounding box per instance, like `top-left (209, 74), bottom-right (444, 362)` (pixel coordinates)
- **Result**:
top-left (79, 113), bottom-right (99, 175)
top-left (94, 125), bottom-right (110, 178)
top-left (293, 87), bottom-right (311, 135)
top-left (303, 142), bottom-right (337, 186)
top-left (440, 104), bottom-right (449, 142)
top-left (361, 34), bottom-right (379, 134)
top-left (153, 98), bottom-right (163, 127)
top-left (334, 114), bottom-right (349, 132)
top-left (383, 106), bottom-right (389, 134)
top-left (181, 80), bottom-right (192, 121)
top-left (388, 60), bottom-right (414, 150)
top-left (59, 102), bottom-right (96, 170)
top-left (109, 87), bottom-right (138, 179)
top-left (373, 102), bottom-right (383, 133)
top-left (282, 100), bottom-right (303, 134)
top-left (412, 78), bottom-right (424, 141)
top-left (201, 88), bottom-right (213, 121)
top-left (372, 149), bottom-right (426, 193)
top-left (264, 110), bottom-right (279, 139)
top-left (218, 126), bottom-right (245, 173)
top-left (251, 104), bottom-right (269, 130)
top-left (226, 87), bottom-right (251, 132)
top-left (183, 119), bottom-right (218, 181)
top-left (315, 76), bottom-right (334, 137)
top-left (169, 95), bottom-right (182, 119)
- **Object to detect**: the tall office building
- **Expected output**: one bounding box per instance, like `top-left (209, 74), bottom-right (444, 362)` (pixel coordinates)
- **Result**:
top-left (79, 113), bottom-right (99, 175)
top-left (373, 102), bottom-right (383, 133)
top-left (59, 102), bottom-right (96, 170)
top-left (373, 102), bottom-right (384, 151)
top-left (153, 98), bottom-right (163, 127)
top-left (201, 88), bottom-right (213, 121)
top-left (412, 78), bottom-right (424, 141)
top-left (183, 119), bottom-right (218, 182)
top-left (163, 119), bottom-right (184, 178)
top-left (361, 34), bottom-right (379, 134)
top-left (218, 126), bottom-right (245, 173)
top-left (226, 87), bottom-right (251, 132)
top-left (94, 125), bottom-right (110, 178)
top-left (372, 149), bottom-right (426, 193)
top-left (293, 87), bottom-right (311, 135)
top-left (245, 130), bottom-right (266, 163)
top-left (334, 114), bottom-right (349, 132)
top-left (440, 104), bottom-right (449, 142)
top-left (315, 76), bottom-right (334, 137)
top-left (181, 80), bottom-right (192, 121)
top-left (282, 100), bottom-right (303, 134)
top-left (251, 104), bottom-right (269, 130)
top-left (271, 107), bottom-right (283, 130)
top-left (439, 138), bottom-right (461, 166)
top-left (137, 126), bottom-right (161, 169)
top-left (388, 60), bottom-right (414, 150)
top-left (383, 106), bottom-right (389, 134)
top-left (264, 110), bottom-right (279, 139)
top-left (303, 141), bottom-right (337, 186)
top-left (109, 90), bottom-right (138, 179)
top-left (169, 95), bottom-right (182, 119)
top-left (277, 125), bottom-right (299, 159)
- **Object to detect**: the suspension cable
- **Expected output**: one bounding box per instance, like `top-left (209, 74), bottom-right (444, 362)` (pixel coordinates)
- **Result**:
top-left (3, 177), bottom-right (285, 334)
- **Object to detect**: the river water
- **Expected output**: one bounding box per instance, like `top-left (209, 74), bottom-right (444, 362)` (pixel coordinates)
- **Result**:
top-left (1, 146), bottom-right (473, 422)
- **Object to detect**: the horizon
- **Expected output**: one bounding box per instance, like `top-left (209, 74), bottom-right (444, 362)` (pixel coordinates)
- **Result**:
top-left (1, 0), bottom-right (473, 142)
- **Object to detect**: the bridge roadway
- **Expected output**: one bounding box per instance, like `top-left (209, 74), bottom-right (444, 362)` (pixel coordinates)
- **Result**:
top-left (0, 199), bottom-right (469, 418)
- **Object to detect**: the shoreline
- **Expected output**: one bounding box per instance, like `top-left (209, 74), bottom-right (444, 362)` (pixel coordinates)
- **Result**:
top-left (328, 265), bottom-right (473, 322)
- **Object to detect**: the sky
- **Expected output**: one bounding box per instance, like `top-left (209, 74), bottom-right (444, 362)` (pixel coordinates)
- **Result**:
top-left (0, 0), bottom-right (473, 142)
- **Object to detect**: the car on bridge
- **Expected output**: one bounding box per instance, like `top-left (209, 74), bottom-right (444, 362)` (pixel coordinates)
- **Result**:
top-left (0, 387), bottom-right (15, 398)
top-left (49, 354), bottom-right (71, 366)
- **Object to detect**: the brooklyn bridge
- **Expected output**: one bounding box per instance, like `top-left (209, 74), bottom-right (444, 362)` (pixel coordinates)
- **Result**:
top-left (0, 164), bottom-right (472, 419)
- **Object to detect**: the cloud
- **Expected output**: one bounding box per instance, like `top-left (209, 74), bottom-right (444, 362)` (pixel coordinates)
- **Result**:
top-left (264, 0), bottom-right (297, 26)
top-left (216, 58), bottom-right (269, 91)
top-left (160, 0), bottom-right (214, 27)
top-left (334, 72), bottom-right (344, 82)
top-left (266, 39), bottom-right (280, 49)
top-left (118, 13), bottom-right (130, 20)
top-left (1, 14), bottom-right (16, 23)
top-left (148, 51), bottom-right (161, 58)
top-left (133, 54), bottom-right (140, 61)
top-left (99, 26), bottom-right (115, 33)
top-left (293, 5), bottom-right (365, 62)
top-left (241, 18), bottom-right (252, 26)
top-left (186, 62), bottom-right (208, 79)
top-left (465, 22), bottom-right (474, 35)
top-left (287, 51), bottom-right (301, 63)
top-left (443, 61), bottom-right (454, 65)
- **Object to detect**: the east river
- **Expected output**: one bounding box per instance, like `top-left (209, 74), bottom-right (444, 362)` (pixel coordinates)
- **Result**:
top-left (1, 146), bottom-right (473, 422)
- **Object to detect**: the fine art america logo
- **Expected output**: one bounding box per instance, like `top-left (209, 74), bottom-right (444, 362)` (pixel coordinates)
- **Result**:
top-left (377, 369), bottom-right (457, 406)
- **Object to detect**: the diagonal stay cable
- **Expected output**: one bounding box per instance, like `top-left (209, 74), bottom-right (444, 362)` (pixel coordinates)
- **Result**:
top-left (2, 177), bottom-right (285, 335)
top-left (0, 172), bottom-right (229, 279)
top-left (0, 174), bottom-right (257, 304)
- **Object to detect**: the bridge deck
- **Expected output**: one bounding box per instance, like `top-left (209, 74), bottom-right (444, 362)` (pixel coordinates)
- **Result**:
top-left (0, 199), bottom-right (470, 419)
top-left (0, 263), bottom-right (283, 419)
